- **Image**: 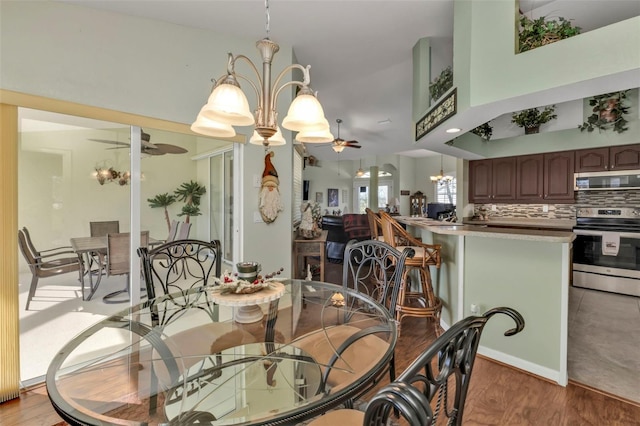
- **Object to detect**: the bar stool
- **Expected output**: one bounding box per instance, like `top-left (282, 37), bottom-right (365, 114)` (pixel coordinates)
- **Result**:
top-left (379, 211), bottom-right (443, 336)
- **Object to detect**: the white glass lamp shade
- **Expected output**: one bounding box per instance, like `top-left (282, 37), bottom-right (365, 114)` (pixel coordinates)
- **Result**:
top-left (356, 168), bottom-right (365, 177)
top-left (281, 93), bottom-right (327, 132)
top-left (332, 144), bottom-right (346, 153)
top-left (191, 111), bottom-right (236, 138)
top-left (295, 127), bottom-right (334, 143)
top-left (250, 127), bottom-right (286, 146)
top-left (200, 82), bottom-right (255, 126)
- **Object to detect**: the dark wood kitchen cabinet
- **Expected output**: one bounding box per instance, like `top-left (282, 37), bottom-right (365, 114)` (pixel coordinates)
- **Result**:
top-left (543, 150), bottom-right (574, 202)
top-left (516, 154), bottom-right (544, 201)
top-left (575, 144), bottom-right (640, 172)
top-left (470, 151), bottom-right (574, 203)
top-left (469, 157), bottom-right (516, 202)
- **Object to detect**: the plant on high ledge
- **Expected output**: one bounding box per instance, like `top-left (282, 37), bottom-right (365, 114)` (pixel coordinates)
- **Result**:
top-left (579, 91), bottom-right (630, 134)
top-left (470, 122), bottom-right (493, 141)
top-left (511, 105), bottom-right (557, 135)
top-left (429, 66), bottom-right (453, 103)
top-left (518, 14), bottom-right (581, 53)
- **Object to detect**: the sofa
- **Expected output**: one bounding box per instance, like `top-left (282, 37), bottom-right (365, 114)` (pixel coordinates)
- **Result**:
top-left (322, 214), bottom-right (371, 263)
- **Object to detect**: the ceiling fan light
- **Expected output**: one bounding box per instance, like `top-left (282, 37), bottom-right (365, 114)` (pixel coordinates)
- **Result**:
top-left (191, 111), bottom-right (236, 138)
top-left (356, 168), bottom-right (365, 177)
top-left (295, 127), bottom-right (334, 143)
top-left (332, 144), bottom-right (346, 153)
top-left (282, 93), bottom-right (326, 132)
top-left (200, 82), bottom-right (255, 126)
top-left (249, 126), bottom-right (286, 146)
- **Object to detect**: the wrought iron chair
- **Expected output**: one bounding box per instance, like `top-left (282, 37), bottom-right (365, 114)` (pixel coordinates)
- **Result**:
top-left (308, 307), bottom-right (525, 426)
top-left (137, 239), bottom-right (263, 413)
top-left (293, 239), bottom-right (415, 403)
top-left (18, 227), bottom-right (81, 310)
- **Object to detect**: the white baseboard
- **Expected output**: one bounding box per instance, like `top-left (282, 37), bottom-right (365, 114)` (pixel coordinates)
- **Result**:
top-left (478, 345), bottom-right (565, 386)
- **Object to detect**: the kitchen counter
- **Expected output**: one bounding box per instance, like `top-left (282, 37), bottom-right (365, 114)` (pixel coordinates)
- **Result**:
top-left (396, 216), bottom-right (575, 243)
top-left (393, 215), bottom-right (572, 386)
top-left (462, 217), bottom-right (576, 230)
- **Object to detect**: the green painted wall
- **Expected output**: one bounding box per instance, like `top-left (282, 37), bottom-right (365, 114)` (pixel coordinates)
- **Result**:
top-left (464, 236), bottom-right (564, 372)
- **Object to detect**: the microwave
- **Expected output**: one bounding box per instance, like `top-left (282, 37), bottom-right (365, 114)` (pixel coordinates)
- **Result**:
top-left (574, 170), bottom-right (640, 191)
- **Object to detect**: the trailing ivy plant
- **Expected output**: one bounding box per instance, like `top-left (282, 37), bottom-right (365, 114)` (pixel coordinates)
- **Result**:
top-left (429, 66), bottom-right (453, 102)
top-left (518, 15), bottom-right (581, 53)
top-left (579, 91), bottom-right (630, 134)
top-left (470, 122), bottom-right (493, 141)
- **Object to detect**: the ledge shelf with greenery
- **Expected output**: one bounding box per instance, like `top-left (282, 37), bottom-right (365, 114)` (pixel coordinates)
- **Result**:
top-left (511, 105), bottom-right (557, 135)
top-left (518, 14), bottom-right (581, 53)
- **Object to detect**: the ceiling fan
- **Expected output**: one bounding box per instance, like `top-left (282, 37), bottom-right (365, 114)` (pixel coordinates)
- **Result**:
top-left (90, 129), bottom-right (188, 156)
top-left (328, 119), bottom-right (361, 152)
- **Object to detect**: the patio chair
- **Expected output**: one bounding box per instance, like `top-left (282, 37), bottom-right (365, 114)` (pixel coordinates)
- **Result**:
top-left (308, 307), bottom-right (525, 426)
top-left (18, 228), bottom-right (81, 310)
top-left (102, 231), bottom-right (149, 303)
top-left (89, 220), bottom-right (120, 272)
top-left (176, 221), bottom-right (192, 240)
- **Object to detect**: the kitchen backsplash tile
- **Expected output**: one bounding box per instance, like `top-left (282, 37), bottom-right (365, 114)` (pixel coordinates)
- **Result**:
top-left (475, 190), bottom-right (640, 219)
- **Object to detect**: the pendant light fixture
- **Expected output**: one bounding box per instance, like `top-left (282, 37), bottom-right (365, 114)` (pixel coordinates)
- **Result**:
top-left (430, 155), bottom-right (453, 183)
top-left (191, 0), bottom-right (333, 147)
top-left (356, 159), bottom-right (365, 177)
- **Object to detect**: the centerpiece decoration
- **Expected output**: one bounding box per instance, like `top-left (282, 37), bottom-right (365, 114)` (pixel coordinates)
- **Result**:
top-left (212, 267), bottom-right (284, 295)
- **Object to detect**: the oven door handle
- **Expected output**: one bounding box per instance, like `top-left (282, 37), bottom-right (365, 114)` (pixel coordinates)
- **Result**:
top-left (573, 229), bottom-right (640, 239)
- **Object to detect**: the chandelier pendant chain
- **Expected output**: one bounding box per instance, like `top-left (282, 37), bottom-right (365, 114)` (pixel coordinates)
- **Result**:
top-left (264, 0), bottom-right (270, 37)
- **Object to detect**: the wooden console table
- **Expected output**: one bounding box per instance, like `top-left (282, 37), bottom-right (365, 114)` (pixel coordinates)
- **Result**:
top-left (294, 230), bottom-right (328, 281)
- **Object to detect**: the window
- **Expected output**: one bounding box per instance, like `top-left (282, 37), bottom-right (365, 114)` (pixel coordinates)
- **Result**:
top-left (436, 178), bottom-right (456, 204)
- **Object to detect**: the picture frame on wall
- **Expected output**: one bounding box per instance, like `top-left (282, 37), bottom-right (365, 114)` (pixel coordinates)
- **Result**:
top-left (315, 192), bottom-right (323, 203)
top-left (328, 188), bottom-right (339, 207)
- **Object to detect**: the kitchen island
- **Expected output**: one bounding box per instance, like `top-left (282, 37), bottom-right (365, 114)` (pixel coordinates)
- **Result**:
top-left (396, 216), bottom-right (575, 385)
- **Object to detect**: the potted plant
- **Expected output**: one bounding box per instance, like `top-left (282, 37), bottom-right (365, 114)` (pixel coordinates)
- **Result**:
top-left (148, 180), bottom-right (206, 232)
top-left (511, 105), bottom-right (557, 134)
top-left (518, 15), bottom-right (581, 53)
top-left (470, 121), bottom-right (493, 141)
top-left (579, 91), bottom-right (630, 134)
top-left (429, 66), bottom-right (453, 103)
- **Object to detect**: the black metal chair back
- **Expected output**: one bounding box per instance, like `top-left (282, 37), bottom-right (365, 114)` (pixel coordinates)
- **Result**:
top-left (342, 239), bottom-right (415, 319)
top-left (364, 307), bottom-right (525, 426)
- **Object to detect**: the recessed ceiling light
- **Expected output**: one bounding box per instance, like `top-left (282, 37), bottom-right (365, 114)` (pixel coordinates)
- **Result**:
top-left (377, 119), bottom-right (392, 125)
top-left (446, 128), bottom-right (461, 133)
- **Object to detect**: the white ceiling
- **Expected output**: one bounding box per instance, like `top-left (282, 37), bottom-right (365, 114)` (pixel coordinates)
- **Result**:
top-left (57, 0), bottom-right (639, 161)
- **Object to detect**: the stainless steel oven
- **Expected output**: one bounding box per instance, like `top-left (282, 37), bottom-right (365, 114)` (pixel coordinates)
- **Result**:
top-left (573, 207), bottom-right (640, 297)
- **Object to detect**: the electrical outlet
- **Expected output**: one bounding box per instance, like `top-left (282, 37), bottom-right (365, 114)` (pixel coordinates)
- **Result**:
top-left (253, 175), bottom-right (262, 188)
top-left (543, 204), bottom-right (549, 213)
top-left (491, 204), bottom-right (497, 211)
top-left (253, 211), bottom-right (264, 223)
top-left (470, 303), bottom-right (480, 314)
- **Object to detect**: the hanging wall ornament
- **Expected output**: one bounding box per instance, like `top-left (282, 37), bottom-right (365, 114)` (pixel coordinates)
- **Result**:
top-left (259, 150), bottom-right (284, 223)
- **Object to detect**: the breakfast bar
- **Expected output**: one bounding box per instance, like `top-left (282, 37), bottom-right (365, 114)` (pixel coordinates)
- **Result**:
top-left (395, 216), bottom-right (575, 385)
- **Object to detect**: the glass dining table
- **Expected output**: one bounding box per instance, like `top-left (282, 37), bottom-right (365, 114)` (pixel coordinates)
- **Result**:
top-left (46, 279), bottom-right (398, 425)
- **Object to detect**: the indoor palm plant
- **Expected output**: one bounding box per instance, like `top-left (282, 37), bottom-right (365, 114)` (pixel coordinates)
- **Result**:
top-left (511, 105), bottom-right (557, 134)
top-left (518, 15), bottom-right (581, 53)
top-left (148, 180), bottom-right (206, 231)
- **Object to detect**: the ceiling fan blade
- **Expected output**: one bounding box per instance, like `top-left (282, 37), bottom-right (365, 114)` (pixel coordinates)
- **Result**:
top-left (347, 144), bottom-right (361, 149)
top-left (344, 140), bottom-right (359, 145)
top-left (152, 143), bottom-right (188, 154)
top-left (89, 138), bottom-right (129, 147)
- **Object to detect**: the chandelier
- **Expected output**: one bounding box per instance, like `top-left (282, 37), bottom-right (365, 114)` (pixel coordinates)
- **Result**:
top-left (191, 0), bottom-right (333, 147)
top-left (430, 155), bottom-right (454, 184)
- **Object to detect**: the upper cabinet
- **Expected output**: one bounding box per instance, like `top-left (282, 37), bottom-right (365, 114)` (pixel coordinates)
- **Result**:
top-left (469, 157), bottom-right (517, 203)
top-left (575, 144), bottom-right (640, 172)
top-left (470, 151), bottom-right (575, 204)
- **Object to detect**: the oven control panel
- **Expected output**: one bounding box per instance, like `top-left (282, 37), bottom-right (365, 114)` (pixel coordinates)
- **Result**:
top-left (577, 207), bottom-right (640, 219)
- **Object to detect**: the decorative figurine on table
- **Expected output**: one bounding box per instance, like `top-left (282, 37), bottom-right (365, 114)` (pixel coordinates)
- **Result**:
top-left (259, 150), bottom-right (284, 223)
top-left (299, 202), bottom-right (321, 239)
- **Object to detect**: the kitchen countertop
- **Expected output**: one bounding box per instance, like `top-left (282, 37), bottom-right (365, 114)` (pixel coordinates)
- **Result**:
top-left (462, 217), bottom-right (576, 230)
top-left (395, 216), bottom-right (575, 243)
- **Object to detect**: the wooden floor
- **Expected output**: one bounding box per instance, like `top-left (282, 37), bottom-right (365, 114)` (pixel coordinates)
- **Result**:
top-left (3, 260), bottom-right (640, 425)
